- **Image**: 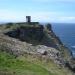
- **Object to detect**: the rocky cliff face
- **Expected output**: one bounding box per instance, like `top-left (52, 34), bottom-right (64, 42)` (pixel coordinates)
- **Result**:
top-left (0, 23), bottom-right (74, 73)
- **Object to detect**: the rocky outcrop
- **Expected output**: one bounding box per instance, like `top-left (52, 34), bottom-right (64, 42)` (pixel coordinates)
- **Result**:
top-left (36, 45), bottom-right (64, 66)
top-left (0, 23), bottom-right (74, 73)
top-left (19, 25), bottom-right (44, 42)
top-left (5, 25), bottom-right (44, 44)
top-left (0, 33), bottom-right (65, 66)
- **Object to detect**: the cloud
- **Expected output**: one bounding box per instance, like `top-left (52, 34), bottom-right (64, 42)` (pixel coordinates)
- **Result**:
top-left (0, 9), bottom-right (75, 23)
top-left (53, 17), bottom-right (75, 23)
top-left (0, 0), bottom-right (75, 3)
top-left (0, 9), bottom-right (57, 22)
top-left (0, 9), bottom-right (24, 22)
top-left (30, 0), bottom-right (75, 3)
top-left (59, 16), bottom-right (75, 21)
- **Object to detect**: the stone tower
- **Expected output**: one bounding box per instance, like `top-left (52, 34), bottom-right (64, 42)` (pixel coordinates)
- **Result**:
top-left (26, 16), bottom-right (31, 23)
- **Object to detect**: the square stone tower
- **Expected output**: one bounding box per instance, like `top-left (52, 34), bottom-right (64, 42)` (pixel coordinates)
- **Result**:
top-left (26, 16), bottom-right (31, 23)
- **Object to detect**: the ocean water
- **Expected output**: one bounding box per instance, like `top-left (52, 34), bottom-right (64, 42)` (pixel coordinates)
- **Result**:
top-left (51, 23), bottom-right (75, 57)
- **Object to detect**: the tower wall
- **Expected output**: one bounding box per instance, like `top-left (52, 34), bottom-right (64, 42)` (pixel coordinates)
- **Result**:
top-left (26, 16), bottom-right (31, 23)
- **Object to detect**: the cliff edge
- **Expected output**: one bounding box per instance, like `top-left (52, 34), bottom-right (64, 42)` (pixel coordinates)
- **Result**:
top-left (0, 22), bottom-right (74, 75)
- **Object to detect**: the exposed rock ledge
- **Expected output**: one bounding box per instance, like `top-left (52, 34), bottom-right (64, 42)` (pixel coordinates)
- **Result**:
top-left (0, 33), bottom-right (64, 66)
top-left (0, 23), bottom-right (75, 72)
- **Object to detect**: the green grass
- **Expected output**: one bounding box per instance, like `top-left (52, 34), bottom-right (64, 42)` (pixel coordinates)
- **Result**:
top-left (0, 22), bottom-right (73, 75)
top-left (17, 54), bottom-right (73, 75)
top-left (0, 51), bottom-right (53, 75)
top-left (1, 23), bottom-right (40, 30)
top-left (0, 51), bottom-right (73, 75)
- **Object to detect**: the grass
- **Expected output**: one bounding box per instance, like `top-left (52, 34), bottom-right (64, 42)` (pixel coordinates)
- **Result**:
top-left (0, 51), bottom-right (73, 75)
top-left (17, 54), bottom-right (73, 75)
top-left (0, 51), bottom-right (53, 75)
top-left (0, 23), bottom-right (40, 30)
top-left (0, 22), bottom-right (73, 75)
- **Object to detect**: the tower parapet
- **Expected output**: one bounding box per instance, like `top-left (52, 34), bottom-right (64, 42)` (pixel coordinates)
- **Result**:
top-left (26, 16), bottom-right (31, 23)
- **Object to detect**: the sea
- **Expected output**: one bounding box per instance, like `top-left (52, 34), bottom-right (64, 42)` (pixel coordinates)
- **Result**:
top-left (51, 23), bottom-right (75, 58)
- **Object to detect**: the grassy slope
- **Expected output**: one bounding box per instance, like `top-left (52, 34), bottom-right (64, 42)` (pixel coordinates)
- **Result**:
top-left (18, 54), bottom-right (73, 75)
top-left (0, 51), bottom-right (53, 75)
top-left (0, 23), bottom-right (73, 75)
top-left (0, 51), bottom-right (72, 75)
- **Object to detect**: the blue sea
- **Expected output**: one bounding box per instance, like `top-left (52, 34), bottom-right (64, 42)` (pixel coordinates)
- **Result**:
top-left (51, 23), bottom-right (75, 57)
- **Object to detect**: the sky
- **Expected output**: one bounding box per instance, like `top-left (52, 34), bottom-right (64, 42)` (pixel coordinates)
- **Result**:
top-left (0, 0), bottom-right (75, 23)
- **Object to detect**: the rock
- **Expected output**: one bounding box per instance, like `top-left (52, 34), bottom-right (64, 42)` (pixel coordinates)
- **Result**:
top-left (0, 23), bottom-right (73, 72)
top-left (37, 49), bottom-right (47, 55)
top-left (35, 45), bottom-right (65, 66)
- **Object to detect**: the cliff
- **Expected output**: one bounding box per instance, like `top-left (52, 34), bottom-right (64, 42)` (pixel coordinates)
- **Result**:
top-left (0, 22), bottom-right (74, 75)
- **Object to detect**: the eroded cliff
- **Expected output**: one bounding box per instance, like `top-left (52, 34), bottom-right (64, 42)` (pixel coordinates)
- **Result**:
top-left (0, 22), bottom-right (74, 75)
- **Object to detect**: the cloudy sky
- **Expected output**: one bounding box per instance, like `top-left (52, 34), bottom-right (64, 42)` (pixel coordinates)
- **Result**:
top-left (0, 0), bottom-right (75, 23)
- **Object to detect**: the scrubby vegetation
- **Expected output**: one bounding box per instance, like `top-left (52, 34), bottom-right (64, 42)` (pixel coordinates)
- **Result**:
top-left (0, 51), bottom-right (52, 75)
top-left (0, 22), bottom-right (74, 75)
top-left (0, 51), bottom-right (73, 75)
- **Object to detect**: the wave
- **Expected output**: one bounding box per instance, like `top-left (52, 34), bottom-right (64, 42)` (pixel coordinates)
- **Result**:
top-left (71, 46), bottom-right (75, 48)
